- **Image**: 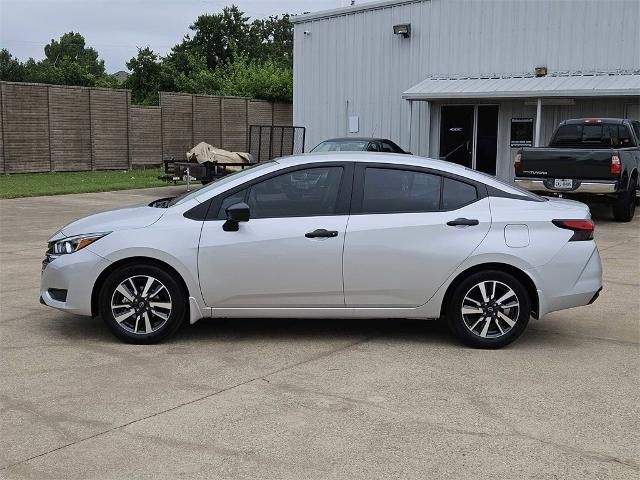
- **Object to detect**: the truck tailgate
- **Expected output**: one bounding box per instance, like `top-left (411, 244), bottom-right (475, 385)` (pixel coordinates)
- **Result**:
top-left (518, 148), bottom-right (616, 180)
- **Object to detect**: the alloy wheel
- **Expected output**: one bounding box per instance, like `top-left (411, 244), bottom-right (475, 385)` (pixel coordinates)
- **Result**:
top-left (461, 280), bottom-right (520, 339)
top-left (110, 275), bottom-right (172, 335)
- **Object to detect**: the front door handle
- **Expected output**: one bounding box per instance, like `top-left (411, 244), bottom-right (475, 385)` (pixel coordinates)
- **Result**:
top-left (446, 218), bottom-right (479, 227)
top-left (305, 229), bottom-right (339, 238)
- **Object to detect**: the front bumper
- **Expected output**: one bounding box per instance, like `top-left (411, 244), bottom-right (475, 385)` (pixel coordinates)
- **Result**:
top-left (40, 247), bottom-right (110, 316)
top-left (515, 178), bottom-right (617, 195)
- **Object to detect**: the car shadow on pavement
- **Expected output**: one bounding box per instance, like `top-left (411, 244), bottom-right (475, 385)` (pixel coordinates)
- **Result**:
top-left (47, 313), bottom-right (575, 349)
top-left (48, 314), bottom-right (460, 347)
top-left (177, 316), bottom-right (455, 345)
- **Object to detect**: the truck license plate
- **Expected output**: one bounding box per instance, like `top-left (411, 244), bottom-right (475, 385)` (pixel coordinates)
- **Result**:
top-left (554, 179), bottom-right (573, 189)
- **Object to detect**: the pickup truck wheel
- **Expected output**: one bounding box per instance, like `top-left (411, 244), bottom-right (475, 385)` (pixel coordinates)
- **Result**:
top-left (613, 179), bottom-right (637, 222)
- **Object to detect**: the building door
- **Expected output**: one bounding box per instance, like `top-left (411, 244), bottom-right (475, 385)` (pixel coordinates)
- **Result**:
top-left (440, 106), bottom-right (474, 168)
top-left (439, 105), bottom-right (499, 175)
top-left (476, 105), bottom-right (498, 175)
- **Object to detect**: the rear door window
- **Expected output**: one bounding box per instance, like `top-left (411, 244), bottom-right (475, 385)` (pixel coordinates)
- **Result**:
top-left (442, 178), bottom-right (478, 210)
top-left (361, 168), bottom-right (441, 213)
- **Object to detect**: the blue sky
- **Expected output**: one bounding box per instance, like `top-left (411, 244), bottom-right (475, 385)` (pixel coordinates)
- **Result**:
top-left (0, 0), bottom-right (351, 72)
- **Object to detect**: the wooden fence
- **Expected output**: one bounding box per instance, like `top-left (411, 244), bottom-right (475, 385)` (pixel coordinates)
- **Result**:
top-left (0, 81), bottom-right (293, 174)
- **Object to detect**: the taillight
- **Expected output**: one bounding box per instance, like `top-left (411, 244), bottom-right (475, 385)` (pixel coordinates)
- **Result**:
top-left (514, 153), bottom-right (522, 175)
top-left (552, 219), bottom-right (595, 241)
top-left (611, 154), bottom-right (621, 175)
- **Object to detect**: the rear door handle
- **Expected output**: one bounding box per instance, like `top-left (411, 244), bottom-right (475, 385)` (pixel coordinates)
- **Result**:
top-left (446, 218), bottom-right (479, 227)
top-left (305, 229), bottom-right (339, 238)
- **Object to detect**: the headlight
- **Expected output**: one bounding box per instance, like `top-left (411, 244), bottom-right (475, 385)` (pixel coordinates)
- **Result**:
top-left (50, 233), bottom-right (110, 255)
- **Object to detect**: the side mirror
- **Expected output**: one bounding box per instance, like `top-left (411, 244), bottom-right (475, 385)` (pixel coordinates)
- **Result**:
top-left (223, 202), bottom-right (250, 231)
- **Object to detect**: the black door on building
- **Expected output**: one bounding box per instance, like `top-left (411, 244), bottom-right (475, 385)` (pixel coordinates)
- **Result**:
top-left (439, 105), bottom-right (498, 175)
top-left (439, 106), bottom-right (474, 168)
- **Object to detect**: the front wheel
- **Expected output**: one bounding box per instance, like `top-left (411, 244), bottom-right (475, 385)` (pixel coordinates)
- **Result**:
top-left (446, 270), bottom-right (531, 349)
top-left (99, 263), bottom-right (187, 344)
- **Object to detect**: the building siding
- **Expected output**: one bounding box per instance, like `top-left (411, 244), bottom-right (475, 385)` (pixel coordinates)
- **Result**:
top-left (293, 0), bottom-right (640, 156)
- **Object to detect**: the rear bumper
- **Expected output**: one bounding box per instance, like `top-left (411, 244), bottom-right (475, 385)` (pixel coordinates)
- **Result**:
top-left (536, 242), bottom-right (603, 318)
top-left (515, 178), bottom-right (617, 195)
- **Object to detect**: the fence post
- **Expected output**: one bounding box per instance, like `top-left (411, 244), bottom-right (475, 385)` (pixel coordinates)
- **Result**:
top-left (245, 98), bottom-right (249, 152)
top-left (89, 88), bottom-right (95, 170)
top-left (220, 98), bottom-right (225, 150)
top-left (47, 86), bottom-right (54, 172)
top-left (0, 83), bottom-right (7, 174)
top-left (191, 94), bottom-right (196, 147)
top-left (279, 126), bottom-right (285, 157)
top-left (126, 91), bottom-right (132, 169)
top-left (159, 92), bottom-right (165, 161)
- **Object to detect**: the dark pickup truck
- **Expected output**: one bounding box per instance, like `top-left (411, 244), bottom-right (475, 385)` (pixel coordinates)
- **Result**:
top-left (514, 118), bottom-right (640, 222)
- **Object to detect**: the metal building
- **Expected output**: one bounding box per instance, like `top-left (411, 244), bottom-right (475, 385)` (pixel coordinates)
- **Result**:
top-left (292, 0), bottom-right (640, 180)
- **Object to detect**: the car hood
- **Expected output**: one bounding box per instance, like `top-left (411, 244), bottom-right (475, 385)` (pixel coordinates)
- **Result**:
top-left (53, 205), bottom-right (166, 240)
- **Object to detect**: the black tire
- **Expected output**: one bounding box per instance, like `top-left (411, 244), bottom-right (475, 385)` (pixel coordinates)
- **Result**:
top-left (446, 270), bottom-right (531, 349)
top-left (99, 263), bottom-right (187, 344)
top-left (612, 178), bottom-right (637, 222)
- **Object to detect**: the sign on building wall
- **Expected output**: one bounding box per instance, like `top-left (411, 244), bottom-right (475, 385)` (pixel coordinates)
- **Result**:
top-left (510, 118), bottom-right (534, 147)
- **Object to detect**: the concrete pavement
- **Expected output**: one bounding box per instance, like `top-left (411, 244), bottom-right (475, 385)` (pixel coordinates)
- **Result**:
top-left (0, 187), bottom-right (638, 479)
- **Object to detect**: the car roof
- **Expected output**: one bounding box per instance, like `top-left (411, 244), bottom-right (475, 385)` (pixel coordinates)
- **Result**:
top-left (317, 137), bottom-right (394, 142)
top-left (276, 153), bottom-right (531, 196)
top-left (188, 152), bottom-right (534, 205)
top-left (277, 152), bottom-right (475, 178)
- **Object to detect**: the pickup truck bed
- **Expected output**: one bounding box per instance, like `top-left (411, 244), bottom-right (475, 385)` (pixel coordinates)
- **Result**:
top-left (515, 118), bottom-right (640, 222)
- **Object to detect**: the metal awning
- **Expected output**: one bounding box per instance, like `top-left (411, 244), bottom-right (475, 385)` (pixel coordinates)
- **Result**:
top-left (402, 73), bottom-right (640, 100)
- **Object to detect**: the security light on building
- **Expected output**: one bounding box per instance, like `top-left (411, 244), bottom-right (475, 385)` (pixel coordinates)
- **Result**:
top-left (393, 24), bottom-right (411, 38)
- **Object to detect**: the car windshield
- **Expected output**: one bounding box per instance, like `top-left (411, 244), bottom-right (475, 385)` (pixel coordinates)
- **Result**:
top-left (168, 162), bottom-right (275, 207)
top-left (312, 140), bottom-right (369, 152)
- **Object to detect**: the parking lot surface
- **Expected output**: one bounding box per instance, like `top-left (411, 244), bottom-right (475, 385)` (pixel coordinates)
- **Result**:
top-left (1, 187), bottom-right (638, 479)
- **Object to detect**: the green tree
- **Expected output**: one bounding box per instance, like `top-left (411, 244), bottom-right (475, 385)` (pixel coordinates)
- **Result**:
top-left (43, 32), bottom-right (106, 78)
top-left (0, 49), bottom-right (25, 81)
top-left (125, 47), bottom-right (165, 105)
top-left (214, 56), bottom-right (292, 102)
top-left (155, 6), bottom-right (293, 103)
top-left (11, 32), bottom-right (115, 87)
top-left (176, 5), bottom-right (250, 70)
top-left (247, 14), bottom-right (293, 66)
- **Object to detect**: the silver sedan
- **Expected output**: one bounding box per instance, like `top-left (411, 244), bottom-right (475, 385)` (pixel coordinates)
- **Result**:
top-left (41, 153), bottom-right (603, 348)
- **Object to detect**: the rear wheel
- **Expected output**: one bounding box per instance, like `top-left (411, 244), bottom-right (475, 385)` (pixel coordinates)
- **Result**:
top-left (99, 263), bottom-right (186, 344)
top-left (446, 270), bottom-right (531, 349)
top-left (612, 178), bottom-right (636, 222)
